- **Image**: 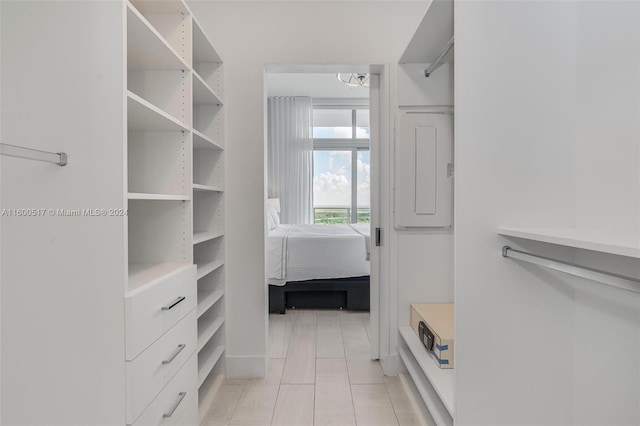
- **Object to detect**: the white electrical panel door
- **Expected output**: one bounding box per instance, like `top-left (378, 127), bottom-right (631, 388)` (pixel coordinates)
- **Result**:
top-left (395, 112), bottom-right (453, 228)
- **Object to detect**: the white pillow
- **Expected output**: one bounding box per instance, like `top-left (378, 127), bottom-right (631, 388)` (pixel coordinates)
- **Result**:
top-left (267, 212), bottom-right (276, 231)
top-left (266, 205), bottom-right (279, 230)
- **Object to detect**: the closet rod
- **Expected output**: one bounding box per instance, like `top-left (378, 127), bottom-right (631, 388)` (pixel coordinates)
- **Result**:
top-left (425, 36), bottom-right (454, 78)
top-left (1, 143), bottom-right (67, 166)
top-left (502, 246), bottom-right (640, 294)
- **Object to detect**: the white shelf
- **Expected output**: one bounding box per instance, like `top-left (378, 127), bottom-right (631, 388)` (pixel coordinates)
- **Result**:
top-left (498, 227), bottom-right (640, 259)
top-left (399, 326), bottom-right (454, 420)
top-left (196, 259), bottom-right (224, 280)
top-left (128, 262), bottom-right (193, 294)
top-left (192, 18), bottom-right (222, 64)
top-left (129, 0), bottom-right (189, 16)
top-left (193, 129), bottom-right (223, 151)
top-left (127, 91), bottom-right (190, 132)
top-left (193, 71), bottom-right (223, 106)
top-left (198, 343), bottom-right (225, 388)
top-left (127, 3), bottom-right (188, 71)
top-left (193, 184), bottom-right (223, 193)
top-left (399, 0), bottom-right (453, 64)
top-left (193, 231), bottom-right (224, 245)
top-left (128, 192), bottom-right (190, 201)
top-left (198, 317), bottom-right (224, 352)
top-left (198, 289), bottom-right (224, 318)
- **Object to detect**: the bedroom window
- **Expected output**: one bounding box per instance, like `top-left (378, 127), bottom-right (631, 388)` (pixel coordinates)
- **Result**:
top-left (312, 105), bottom-right (370, 224)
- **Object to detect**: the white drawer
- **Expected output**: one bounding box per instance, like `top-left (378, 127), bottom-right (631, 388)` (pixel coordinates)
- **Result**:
top-left (126, 310), bottom-right (197, 424)
top-left (131, 353), bottom-right (197, 426)
top-left (126, 265), bottom-right (196, 360)
top-left (175, 392), bottom-right (198, 426)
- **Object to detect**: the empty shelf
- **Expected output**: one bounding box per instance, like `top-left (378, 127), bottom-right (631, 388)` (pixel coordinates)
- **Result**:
top-left (128, 91), bottom-right (190, 132)
top-left (128, 262), bottom-right (193, 294)
top-left (129, 0), bottom-right (189, 16)
top-left (193, 129), bottom-right (223, 151)
top-left (193, 18), bottom-right (222, 64)
top-left (498, 227), bottom-right (640, 259)
top-left (198, 343), bottom-right (224, 388)
top-left (193, 71), bottom-right (223, 105)
top-left (193, 231), bottom-right (224, 245)
top-left (193, 184), bottom-right (223, 193)
top-left (127, 4), bottom-right (188, 71)
top-left (128, 192), bottom-right (190, 201)
top-left (196, 259), bottom-right (224, 280)
top-left (399, 326), bottom-right (454, 418)
top-left (198, 317), bottom-right (224, 352)
top-left (198, 289), bottom-right (224, 318)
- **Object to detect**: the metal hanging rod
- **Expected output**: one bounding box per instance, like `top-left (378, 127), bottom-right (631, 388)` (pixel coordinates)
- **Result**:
top-left (502, 246), bottom-right (640, 294)
top-left (0, 143), bottom-right (67, 166)
top-left (425, 36), bottom-right (454, 78)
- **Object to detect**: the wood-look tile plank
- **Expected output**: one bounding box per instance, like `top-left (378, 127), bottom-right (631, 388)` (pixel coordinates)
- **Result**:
top-left (270, 315), bottom-right (294, 359)
top-left (340, 322), bottom-right (369, 343)
top-left (315, 382), bottom-right (356, 426)
top-left (245, 358), bottom-right (284, 386)
top-left (281, 324), bottom-right (316, 384)
top-left (343, 339), bottom-right (371, 361)
top-left (340, 311), bottom-right (369, 324)
top-left (346, 358), bottom-right (385, 384)
top-left (384, 376), bottom-right (428, 426)
top-left (271, 384), bottom-right (314, 426)
top-left (316, 309), bottom-right (342, 324)
top-left (351, 384), bottom-right (399, 426)
top-left (229, 384), bottom-right (279, 426)
top-left (201, 384), bottom-right (244, 426)
top-left (289, 309), bottom-right (317, 325)
top-left (363, 317), bottom-right (372, 342)
top-left (316, 358), bottom-right (350, 385)
top-left (317, 320), bottom-right (345, 358)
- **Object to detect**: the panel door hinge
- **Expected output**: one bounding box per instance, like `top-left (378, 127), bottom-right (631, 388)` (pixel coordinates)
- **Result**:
top-left (447, 163), bottom-right (454, 178)
top-left (375, 228), bottom-right (382, 246)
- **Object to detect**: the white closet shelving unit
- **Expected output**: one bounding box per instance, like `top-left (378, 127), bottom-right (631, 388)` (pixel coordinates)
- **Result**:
top-left (190, 15), bottom-right (227, 419)
top-left (2, 1), bottom-right (224, 424)
top-left (126, 1), bottom-right (225, 423)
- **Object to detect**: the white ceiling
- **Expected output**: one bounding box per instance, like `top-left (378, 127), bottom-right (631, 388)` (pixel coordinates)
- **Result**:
top-left (266, 73), bottom-right (370, 99)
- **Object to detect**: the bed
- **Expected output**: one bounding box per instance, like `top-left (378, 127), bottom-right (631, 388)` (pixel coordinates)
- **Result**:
top-left (268, 223), bottom-right (371, 313)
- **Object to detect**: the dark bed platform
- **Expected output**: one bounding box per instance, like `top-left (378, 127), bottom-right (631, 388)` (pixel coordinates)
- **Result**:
top-left (269, 276), bottom-right (370, 314)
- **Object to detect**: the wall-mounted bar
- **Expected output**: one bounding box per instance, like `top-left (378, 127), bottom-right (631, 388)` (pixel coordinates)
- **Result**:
top-left (502, 246), bottom-right (640, 294)
top-left (425, 36), bottom-right (454, 78)
top-left (0, 143), bottom-right (67, 166)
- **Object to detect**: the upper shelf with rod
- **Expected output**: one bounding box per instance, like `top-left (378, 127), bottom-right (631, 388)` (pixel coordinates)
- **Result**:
top-left (399, 0), bottom-right (453, 66)
top-left (498, 227), bottom-right (640, 259)
top-left (1, 143), bottom-right (67, 166)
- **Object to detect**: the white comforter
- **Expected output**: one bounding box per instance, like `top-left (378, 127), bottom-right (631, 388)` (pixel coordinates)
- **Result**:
top-left (268, 224), bottom-right (370, 286)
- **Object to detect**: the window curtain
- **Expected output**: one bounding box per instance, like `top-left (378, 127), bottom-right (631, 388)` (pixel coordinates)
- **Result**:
top-left (267, 97), bottom-right (313, 224)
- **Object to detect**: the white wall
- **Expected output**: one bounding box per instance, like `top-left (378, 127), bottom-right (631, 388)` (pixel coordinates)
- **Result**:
top-left (456, 1), bottom-right (640, 424)
top-left (187, 0), bottom-right (428, 376)
top-left (393, 61), bottom-right (454, 337)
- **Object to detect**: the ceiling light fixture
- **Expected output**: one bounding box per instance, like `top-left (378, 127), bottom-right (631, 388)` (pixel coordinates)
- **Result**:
top-left (336, 73), bottom-right (370, 88)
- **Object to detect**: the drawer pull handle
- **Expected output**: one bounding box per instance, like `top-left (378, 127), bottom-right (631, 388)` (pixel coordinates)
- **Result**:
top-left (161, 296), bottom-right (186, 311)
top-left (162, 344), bottom-right (186, 365)
top-left (163, 391), bottom-right (187, 418)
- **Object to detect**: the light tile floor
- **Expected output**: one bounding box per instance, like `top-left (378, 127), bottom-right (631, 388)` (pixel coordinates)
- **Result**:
top-left (201, 309), bottom-right (428, 426)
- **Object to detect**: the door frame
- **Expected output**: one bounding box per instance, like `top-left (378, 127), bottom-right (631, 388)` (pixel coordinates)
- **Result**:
top-left (263, 64), bottom-right (390, 361)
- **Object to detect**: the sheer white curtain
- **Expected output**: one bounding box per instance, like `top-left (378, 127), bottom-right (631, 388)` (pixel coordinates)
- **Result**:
top-left (267, 97), bottom-right (313, 224)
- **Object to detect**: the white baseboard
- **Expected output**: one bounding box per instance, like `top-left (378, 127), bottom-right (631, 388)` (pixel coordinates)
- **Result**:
top-left (380, 353), bottom-right (401, 376)
top-left (225, 355), bottom-right (267, 379)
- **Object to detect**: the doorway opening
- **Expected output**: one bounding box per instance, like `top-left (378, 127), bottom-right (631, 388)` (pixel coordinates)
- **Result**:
top-left (264, 66), bottom-right (383, 362)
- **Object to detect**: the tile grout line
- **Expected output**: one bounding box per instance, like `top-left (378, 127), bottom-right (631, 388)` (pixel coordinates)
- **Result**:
top-left (341, 320), bottom-right (359, 426)
top-left (228, 383), bottom-right (247, 426)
